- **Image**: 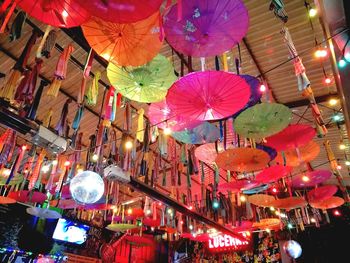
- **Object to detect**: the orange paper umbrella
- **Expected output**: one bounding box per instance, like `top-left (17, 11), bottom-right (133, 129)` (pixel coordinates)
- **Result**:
top-left (81, 12), bottom-right (162, 66)
top-left (307, 185), bottom-right (338, 203)
top-left (255, 165), bottom-right (293, 184)
top-left (248, 194), bottom-right (276, 207)
top-left (273, 141), bottom-right (320, 167)
top-left (310, 196), bottom-right (344, 210)
top-left (215, 148), bottom-right (270, 172)
top-left (253, 218), bottom-right (280, 230)
top-left (271, 197), bottom-right (307, 211)
top-left (0, 196), bottom-right (16, 204)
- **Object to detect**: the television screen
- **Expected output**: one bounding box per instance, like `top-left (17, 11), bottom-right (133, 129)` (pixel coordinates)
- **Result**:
top-left (52, 218), bottom-right (89, 245)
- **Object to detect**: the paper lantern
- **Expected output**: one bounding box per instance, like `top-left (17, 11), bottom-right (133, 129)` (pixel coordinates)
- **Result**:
top-left (283, 240), bottom-right (302, 259)
top-left (69, 170), bottom-right (105, 204)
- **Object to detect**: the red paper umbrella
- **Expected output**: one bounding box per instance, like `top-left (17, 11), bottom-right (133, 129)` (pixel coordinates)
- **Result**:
top-left (195, 143), bottom-right (230, 165)
top-left (166, 71), bottom-right (250, 121)
top-left (80, 203), bottom-right (116, 210)
top-left (8, 190), bottom-right (46, 204)
top-left (16, 0), bottom-right (90, 28)
top-left (164, 0), bottom-right (249, 57)
top-left (50, 199), bottom-right (78, 209)
top-left (181, 233), bottom-right (209, 242)
top-left (0, 196), bottom-right (16, 204)
top-left (255, 165), bottom-right (293, 184)
top-left (143, 217), bottom-right (161, 227)
top-left (230, 220), bottom-right (254, 232)
top-left (273, 141), bottom-right (320, 167)
top-left (125, 235), bottom-right (153, 246)
top-left (148, 100), bottom-right (201, 132)
top-left (248, 194), bottom-right (276, 208)
top-left (253, 218), bottom-right (280, 230)
top-left (127, 208), bottom-right (144, 217)
top-left (292, 170), bottom-right (332, 188)
top-left (307, 185), bottom-right (338, 203)
top-left (265, 124), bottom-right (316, 151)
top-left (215, 148), bottom-right (270, 172)
top-left (310, 196), bottom-right (344, 210)
top-left (219, 179), bottom-right (260, 193)
top-left (271, 197), bottom-right (307, 211)
top-left (81, 12), bottom-right (162, 66)
top-left (50, 185), bottom-right (71, 199)
top-left (75, 0), bottom-right (162, 23)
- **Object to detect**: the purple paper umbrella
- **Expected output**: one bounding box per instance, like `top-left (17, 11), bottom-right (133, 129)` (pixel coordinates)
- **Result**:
top-left (164, 0), bottom-right (249, 57)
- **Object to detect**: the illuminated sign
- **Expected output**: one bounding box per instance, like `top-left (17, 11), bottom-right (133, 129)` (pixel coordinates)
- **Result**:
top-left (208, 234), bottom-right (249, 251)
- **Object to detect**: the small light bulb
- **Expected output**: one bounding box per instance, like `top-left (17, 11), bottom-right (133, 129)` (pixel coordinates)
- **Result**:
top-left (92, 154), bottom-right (99, 162)
top-left (240, 195), bottom-right (246, 202)
top-left (333, 209), bottom-right (341, 216)
top-left (41, 165), bottom-right (50, 173)
top-left (259, 84), bottom-right (266, 92)
top-left (164, 127), bottom-right (172, 135)
top-left (315, 49), bottom-right (327, 58)
top-left (272, 187), bottom-right (277, 193)
top-left (266, 228), bottom-right (271, 233)
top-left (332, 114), bottom-right (341, 122)
top-left (275, 211), bottom-right (280, 216)
top-left (189, 225), bottom-right (193, 230)
top-left (212, 200), bottom-right (220, 209)
top-left (2, 169), bottom-right (11, 176)
top-left (337, 165), bottom-right (342, 170)
top-left (329, 98), bottom-right (338, 106)
top-left (345, 161), bottom-right (350, 166)
top-left (302, 175), bottom-right (310, 182)
top-left (287, 223), bottom-right (293, 229)
top-left (310, 217), bottom-right (316, 223)
top-left (146, 209), bottom-right (151, 215)
top-left (52, 160), bottom-right (58, 166)
top-left (309, 8), bottom-right (317, 17)
top-left (324, 77), bottom-right (331, 84)
top-left (62, 10), bottom-right (69, 18)
top-left (64, 160), bottom-right (70, 167)
top-left (339, 144), bottom-right (346, 150)
top-left (180, 220), bottom-right (184, 225)
top-left (338, 59), bottom-right (347, 68)
top-left (21, 145), bottom-right (27, 151)
top-left (125, 140), bottom-right (133, 150)
top-left (167, 208), bottom-right (173, 215)
top-left (270, 207), bottom-right (275, 211)
top-left (127, 208), bottom-right (132, 215)
top-left (188, 205), bottom-right (193, 210)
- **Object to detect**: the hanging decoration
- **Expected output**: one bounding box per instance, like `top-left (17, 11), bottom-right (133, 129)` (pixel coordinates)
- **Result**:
top-left (86, 71), bottom-right (100, 106)
top-left (9, 11), bottom-right (26, 42)
top-left (170, 122), bottom-right (220, 144)
top-left (55, 98), bottom-right (72, 137)
top-left (163, 0), bottom-right (249, 57)
top-left (269, 0), bottom-right (288, 23)
top-left (40, 29), bottom-right (57, 59)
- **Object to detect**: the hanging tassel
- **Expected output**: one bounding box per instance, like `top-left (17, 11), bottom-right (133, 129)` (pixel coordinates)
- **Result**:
top-left (124, 102), bottom-right (132, 133)
top-left (55, 44), bottom-right (74, 79)
top-left (136, 108), bottom-right (144, 142)
top-left (36, 25), bottom-right (52, 58)
top-left (222, 53), bottom-right (229, 72)
top-left (28, 149), bottom-right (46, 190)
top-left (55, 99), bottom-right (72, 136)
top-left (162, 166), bottom-right (166, 187)
top-left (0, 129), bottom-right (15, 165)
top-left (0, 128), bottom-right (11, 153)
top-left (0, 0), bottom-right (16, 33)
top-left (9, 11), bottom-right (26, 42)
top-left (42, 108), bottom-right (53, 128)
top-left (158, 132), bottom-right (168, 156)
top-left (200, 57), bottom-right (206, 71)
top-left (78, 77), bottom-right (87, 105)
top-left (72, 104), bottom-right (84, 131)
top-left (142, 121), bottom-right (150, 152)
top-left (219, 120), bottom-right (224, 142)
top-left (5, 145), bottom-right (26, 184)
top-left (41, 29), bottom-right (57, 58)
top-left (86, 71), bottom-right (100, 106)
top-left (83, 49), bottom-right (95, 78)
top-left (26, 80), bottom-right (48, 120)
top-left (215, 56), bottom-right (220, 71)
top-left (116, 93), bottom-right (122, 107)
top-left (0, 70), bottom-right (23, 101)
top-left (151, 126), bottom-right (159, 142)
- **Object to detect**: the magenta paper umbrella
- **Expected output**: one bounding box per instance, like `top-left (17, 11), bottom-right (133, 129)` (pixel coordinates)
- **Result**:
top-left (166, 71), bottom-right (251, 121)
top-left (75, 0), bottom-right (162, 23)
top-left (307, 185), bottom-right (338, 203)
top-left (148, 100), bottom-right (201, 132)
top-left (265, 124), bottom-right (316, 151)
top-left (255, 165), bottom-right (293, 184)
top-left (164, 0), bottom-right (249, 57)
top-left (8, 190), bottom-right (46, 204)
top-left (292, 170), bottom-right (332, 188)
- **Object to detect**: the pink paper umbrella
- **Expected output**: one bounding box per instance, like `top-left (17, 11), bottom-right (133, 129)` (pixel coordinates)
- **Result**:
top-left (265, 124), bottom-right (316, 151)
top-left (164, 0), bottom-right (249, 57)
top-left (17, 0), bottom-right (90, 28)
top-left (195, 142), bottom-right (231, 165)
top-left (292, 170), bottom-right (332, 188)
top-left (255, 165), bottom-right (293, 184)
top-left (148, 100), bottom-right (201, 132)
top-left (75, 0), bottom-right (162, 23)
top-left (166, 71), bottom-right (250, 121)
top-left (8, 190), bottom-right (46, 204)
top-left (307, 185), bottom-right (338, 203)
top-left (219, 179), bottom-right (260, 193)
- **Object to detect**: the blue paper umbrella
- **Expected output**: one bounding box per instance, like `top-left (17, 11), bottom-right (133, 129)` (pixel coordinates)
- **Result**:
top-left (171, 122), bottom-right (220, 144)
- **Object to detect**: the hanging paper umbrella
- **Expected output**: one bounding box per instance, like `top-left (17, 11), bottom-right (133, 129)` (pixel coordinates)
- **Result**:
top-left (75, 0), bottom-right (162, 23)
top-left (256, 144), bottom-right (277, 161)
top-left (166, 71), bottom-right (251, 121)
top-left (195, 143), bottom-right (230, 165)
top-left (107, 55), bottom-right (176, 103)
top-left (253, 218), bottom-right (280, 230)
top-left (265, 124), bottom-right (316, 151)
top-left (106, 223), bottom-right (138, 232)
top-left (310, 196), bottom-right (344, 210)
top-left (26, 207), bottom-right (62, 219)
top-left (82, 12), bottom-right (162, 67)
top-left (307, 185), bottom-right (338, 203)
top-left (148, 100), bottom-right (201, 132)
top-left (234, 103), bottom-right (292, 139)
top-left (243, 184), bottom-right (268, 194)
top-left (8, 190), bottom-right (46, 203)
top-left (16, 0), bottom-right (90, 28)
top-left (125, 235), bottom-right (153, 246)
top-left (0, 196), bottom-right (16, 204)
top-left (215, 148), bottom-right (270, 172)
top-left (255, 165), bottom-right (293, 184)
top-left (230, 221), bottom-right (254, 232)
top-left (292, 170), bottom-right (332, 188)
top-left (143, 218), bottom-right (161, 227)
top-left (171, 122), bottom-right (220, 144)
top-left (163, 0), bottom-right (249, 57)
top-left (219, 179), bottom-right (260, 193)
top-left (273, 141), bottom-right (320, 167)
top-left (248, 194), bottom-right (276, 207)
top-left (50, 199), bottom-right (78, 209)
top-left (271, 197), bottom-right (307, 211)
top-left (232, 75), bottom-right (262, 118)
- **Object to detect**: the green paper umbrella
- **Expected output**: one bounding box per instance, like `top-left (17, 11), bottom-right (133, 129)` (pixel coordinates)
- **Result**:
top-left (106, 223), bottom-right (138, 232)
top-left (234, 103), bottom-right (292, 139)
top-left (107, 54), bottom-right (177, 103)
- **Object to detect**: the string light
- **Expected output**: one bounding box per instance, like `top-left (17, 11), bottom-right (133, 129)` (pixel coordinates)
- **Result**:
top-left (189, 225), bottom-right (193, 230)
top-left (146, 209), bottom-right (152, 215)
top-left (310, 218), bottom-right (316, 223)
top-left (41, 165), bottom-right (50, 173)
top-left (333, 209), bottom-right (341, 216)
top-left (309, 7), bottom-right (317, 17)
top-left (163, 127), bottom-right (172, 135)
top-left (91, 154), bottom-right (99, 162)
top-left (324, 77), bottom-right (331, 84)
top-left (259, 84), bottom-right (266, 93)
top-left (2, 169), bottom-right (11, 176)
top-left (21, 145), bottom-right (27, 151)
top-left (77, 168), bottom-right (84, 174)
top-left (302, 175), bottom-right (310, 182)
top-left (337, 164), bottom-right (342, 170)
top-left (265, 229), bottom-right (271, 233)
top-left (167, 208), bottom-right (173, 215)
top-left (287, 223), bottom-right (293, 229)
top-left (339, 144), bottom-right (346, 150)
top-left (127, 208), bottom-right (132, 215)
top-left (271, 187), bottom-right (278, 194)
top-left (240, 195), bottom-right (246, 202)
top-left (212, 200), bottom-right (220, 209)
top-left (125, 140), bottom-right (133, 150)
top-left (328, 98), bottom-right (338, 106)
top-left (64, 160), bottom-right (71, 167)
top-left (345, 161), bottom-right (350, 166)
top-left (338, 58), bottom-right (347, 68)
top-left (314, 49), bottom-right (327, 58)
top-left (332, 114), bottom-right (342, 122)
top-left (270, 207), bottom-right (275, 211)
top-left (188, 205), bottom-right (193, 210)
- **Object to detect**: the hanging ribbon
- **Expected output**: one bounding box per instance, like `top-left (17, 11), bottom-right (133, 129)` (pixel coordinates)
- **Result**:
top-left (143, 121), bottom-right (151, 152)
top-left (222, 53), bottom-right (229, 72)
top-left (46, 78), bottom-right (61, 98)
top-left (86, 71), bottom-right (100, 106)
top-left (55, 98), bottom-right (72, 136)
top-left (36, 25), bottom-right (52, 58)
top-left (72, 104), bottom-right (84, 131)
top-left (136, 108), bottom-right (144, 142)
top-left (151, 126), bottom-right (159, 142)
top-left (200, 57), bottom-right (206, 71)
top-left (45, 159), bottom-right (58, 191)
top-left (9, 11), bottom-right (26, 42)
top-left (215, 56), bottom-right (220, 71)
top-left (124, 102), bottom-right (132, 133)
top-left (83, 49), bottom-right (95, 78)
top-left (0, 0), bottom-right (16, 33)
top-left (42, 108), bottom-right (53, 128)
top-left (158, 132), bottom-right (168, 156)
top-left (41, 29), bottom-right (57, 59)
top-left (0, 129), bottom-right (15, 166)
top-left (55, 44), bottom-right (74, 79)
top-left (269, 0), bottom-right (288, 23)
top-left (5, 145), bottom-right (26, 185)
top-left (28, 149), bottom-right (46, 190)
